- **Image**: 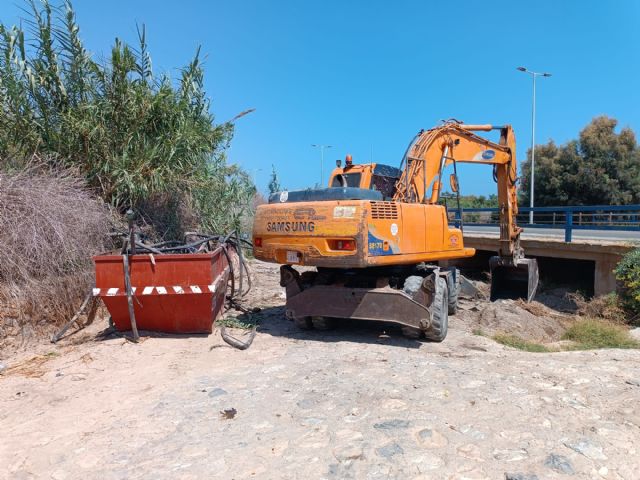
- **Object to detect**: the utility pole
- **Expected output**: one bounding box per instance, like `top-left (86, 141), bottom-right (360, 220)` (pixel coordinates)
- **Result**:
top-left (311, 144), bottom-right (332, 186)
top-left (517, 66), bottom-right (551, 224)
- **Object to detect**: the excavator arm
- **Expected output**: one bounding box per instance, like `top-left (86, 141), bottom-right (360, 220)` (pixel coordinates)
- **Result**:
top-left (394, 121), bottom-right (538, 300)
top-left (394, 122), bottom-right (520, 261)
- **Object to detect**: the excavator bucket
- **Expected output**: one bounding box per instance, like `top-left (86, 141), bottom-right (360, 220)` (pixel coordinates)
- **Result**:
top-left (489, 257), bottom-right (539, 302)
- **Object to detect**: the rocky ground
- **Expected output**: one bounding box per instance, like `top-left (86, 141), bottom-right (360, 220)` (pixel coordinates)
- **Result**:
top-left (1, 261), bottom-right (640, 479)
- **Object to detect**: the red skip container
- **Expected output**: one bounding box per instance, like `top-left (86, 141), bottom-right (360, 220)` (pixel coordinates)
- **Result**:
top-left (93, 248), bottom-right (230, 334)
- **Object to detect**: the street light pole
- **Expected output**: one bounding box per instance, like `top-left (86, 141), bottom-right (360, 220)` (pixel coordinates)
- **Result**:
top-left (311, 144), bottom-right (332, 186)
top-left (530, 73), bottom-right (536, 225)
top-left (517, 66), bottom-right (551, 224)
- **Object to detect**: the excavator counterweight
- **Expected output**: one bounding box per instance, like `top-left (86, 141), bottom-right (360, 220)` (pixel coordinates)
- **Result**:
top-left (253, 121), bottom-right (539, 341)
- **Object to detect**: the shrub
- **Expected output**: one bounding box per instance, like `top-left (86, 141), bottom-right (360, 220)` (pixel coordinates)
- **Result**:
top-left (0, 162), bottom-right (113, 346)
top-left (0, 0), bottom-right (255, 238)
top-left (615, 249), bottom-right (640, 315)
top-left (561, 318), bottom-right (639, 350)
top-left (569, 291), bottom-right (628, 323)
top-left (492, 333), bottom-right (550, 353)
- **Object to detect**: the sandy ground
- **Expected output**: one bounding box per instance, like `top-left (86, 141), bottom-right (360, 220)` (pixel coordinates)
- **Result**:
top-left (1, 261), bottom-right (640, 479)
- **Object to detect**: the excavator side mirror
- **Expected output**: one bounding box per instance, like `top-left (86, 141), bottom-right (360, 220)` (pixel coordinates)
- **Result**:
top-left (449, 174), bottom-right (459, 193)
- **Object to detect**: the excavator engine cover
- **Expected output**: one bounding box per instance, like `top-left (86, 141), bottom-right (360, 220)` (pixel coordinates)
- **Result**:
top-left (489, 257), bottom-right (539, 302)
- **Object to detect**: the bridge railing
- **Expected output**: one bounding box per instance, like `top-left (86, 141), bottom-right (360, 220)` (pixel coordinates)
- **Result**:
top-left (447, 204), bottom-right (640, 242)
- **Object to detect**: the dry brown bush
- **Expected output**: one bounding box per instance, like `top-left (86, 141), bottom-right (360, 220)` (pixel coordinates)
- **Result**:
top-left (569, 292), bottom-right (629, 324)
top-left (0, 162), bottom-right (113, 348)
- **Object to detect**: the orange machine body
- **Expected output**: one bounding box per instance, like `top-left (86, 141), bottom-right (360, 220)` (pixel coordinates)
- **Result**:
top-left (253, 158), bottom-right (475, 268)
top-left (254, 122), bottom-right (520, 271)
top-left (253, 199), bottom-right (473, 268)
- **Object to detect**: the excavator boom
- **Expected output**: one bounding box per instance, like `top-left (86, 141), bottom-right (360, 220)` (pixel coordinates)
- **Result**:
top-left (392, 121), bottom-right (537, 300)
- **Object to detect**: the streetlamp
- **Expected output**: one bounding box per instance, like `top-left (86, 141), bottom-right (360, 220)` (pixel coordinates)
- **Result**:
top-left (517, 66), bottom-right (551, 224)
top-left (311, 144), bottom-right (332, 187)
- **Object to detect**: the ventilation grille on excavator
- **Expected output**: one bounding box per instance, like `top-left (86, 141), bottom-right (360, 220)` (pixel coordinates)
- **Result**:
top-left (370, 201), bottom-right (399, 219)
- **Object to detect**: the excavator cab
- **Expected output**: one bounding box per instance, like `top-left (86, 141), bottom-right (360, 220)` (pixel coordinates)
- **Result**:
top-left (329, 158), bottom-right (401, 200)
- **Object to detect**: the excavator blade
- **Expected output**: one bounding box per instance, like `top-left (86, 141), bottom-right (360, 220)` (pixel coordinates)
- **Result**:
top-left (489, 257), bottom-right (539, 302)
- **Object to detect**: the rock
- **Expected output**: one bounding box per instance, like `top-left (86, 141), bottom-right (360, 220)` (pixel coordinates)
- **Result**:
top-left (564, 438), bottom-right (607, 460)
top-left (416, 428), bottom-right (449, 448)
top-left (0, 362), bottom-right (6, 374)
top-left (50, 470), bottom-right (68, 480)
top-left (505, 474), bottom-right (539, 480)
top-left (629, 327), bottom-right (640, 341)
top-left (544, 453), bottom-right (575, 474)
top-left (460, 425), bottom-right (487, 440)
top-left (335, 429), bottom-right (364, 442)
top-left (300, 417), bottom-right (325, 426)
top-left (460, 275), bottom-right (486, 299)
top-left (333, 444), bottom-right (363, 461)
top-left (296, 398), bottom-right (315, 409)
top-left (374, 419), bottom-right (410, 430)
top-left (493, 448), bottom-right (528, 462)
top-left (457, 443), bottom-right (484, 462)
top-left (381, 398), bottom-right (407, 411)
top-left (375, 442), bottom-right (404, 458)
top-left (411, 452), bottom-right (444, 470)
top-left (208, 388), bottom-right (227, 398)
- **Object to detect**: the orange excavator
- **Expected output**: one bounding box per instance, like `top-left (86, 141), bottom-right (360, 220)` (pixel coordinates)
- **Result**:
top-left (252, 121), bottom-right (538, 341)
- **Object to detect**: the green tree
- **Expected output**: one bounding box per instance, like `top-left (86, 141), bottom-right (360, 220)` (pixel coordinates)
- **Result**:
top-left (268, 164), bottom-right (282, 194)
top-left (0, 0), bottom-right (255, 237)
top-left (520, 116), bottom-right (640, 206)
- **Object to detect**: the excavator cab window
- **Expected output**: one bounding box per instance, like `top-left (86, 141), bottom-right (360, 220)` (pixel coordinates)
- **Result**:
top-left (370, 164), bottom-right (401, 200)
top-left (331, 173), bottom-right (361, 188)
top-left (370, 174), bottom-right (398, 200)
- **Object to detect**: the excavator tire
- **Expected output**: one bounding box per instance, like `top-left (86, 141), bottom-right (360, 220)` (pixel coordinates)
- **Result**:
top-left (293, 316), bottom-right (313, 330)
top-left (424, 276), bottom-right (449, 342)
top-left (445, 268), bottom-right (461, 315)
top-left (401, 275), bottom-right (427, 339)
top-left (311, 316), bottom-right (336, 330)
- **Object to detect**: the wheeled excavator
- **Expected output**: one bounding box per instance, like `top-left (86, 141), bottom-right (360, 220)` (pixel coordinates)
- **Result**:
top-left (252, 121), bottom-right (538, 341)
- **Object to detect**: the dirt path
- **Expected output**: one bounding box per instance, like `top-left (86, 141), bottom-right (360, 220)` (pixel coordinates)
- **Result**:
top-left (1, 261), bottom-right (640, 479)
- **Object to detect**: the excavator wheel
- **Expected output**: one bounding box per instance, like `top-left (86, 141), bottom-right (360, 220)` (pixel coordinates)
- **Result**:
top-left (311, 316), bottom-right (336, 330)
top-left (424, 276), bottom-right (449, 342)
top-left (443, 268), bottom-right (461, 315)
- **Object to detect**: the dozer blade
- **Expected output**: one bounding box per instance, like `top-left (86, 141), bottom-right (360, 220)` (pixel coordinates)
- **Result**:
top-left (489, 257), bottom-right (539, 302)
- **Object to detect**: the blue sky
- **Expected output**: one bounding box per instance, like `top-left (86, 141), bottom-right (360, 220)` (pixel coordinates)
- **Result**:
top-left (2, 1), bottom-right (639, 195)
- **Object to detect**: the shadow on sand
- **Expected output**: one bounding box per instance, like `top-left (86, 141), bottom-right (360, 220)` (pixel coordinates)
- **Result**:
top-left (232, 305), bottom-right (425, 349)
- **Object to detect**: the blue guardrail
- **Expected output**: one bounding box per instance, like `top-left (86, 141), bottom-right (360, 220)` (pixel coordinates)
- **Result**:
top-left (449, 204), bottom-right (640, 242)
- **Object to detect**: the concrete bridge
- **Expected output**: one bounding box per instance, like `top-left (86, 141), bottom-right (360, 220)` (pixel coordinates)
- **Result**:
top-left (446, 205), bottom-right (639, 296)
top-left (461, 227), bottom-right (636, 296)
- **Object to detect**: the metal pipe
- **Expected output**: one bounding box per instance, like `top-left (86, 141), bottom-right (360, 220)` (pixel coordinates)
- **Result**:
top-left (122, 254), bottom-right (140, 342)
